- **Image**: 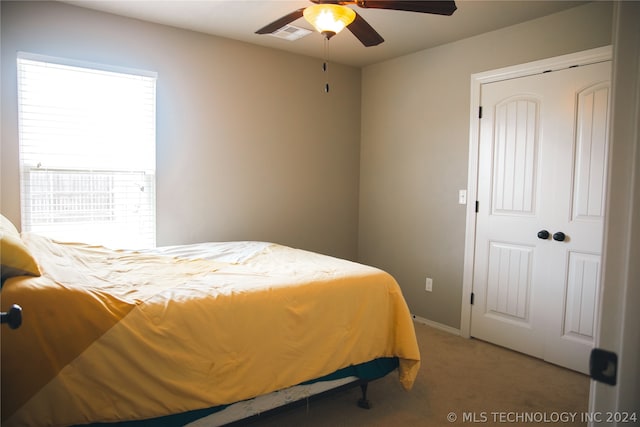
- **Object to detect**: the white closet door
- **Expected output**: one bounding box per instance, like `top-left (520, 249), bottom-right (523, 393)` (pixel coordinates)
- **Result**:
top-left (471, 61), bottom-right (611, 374)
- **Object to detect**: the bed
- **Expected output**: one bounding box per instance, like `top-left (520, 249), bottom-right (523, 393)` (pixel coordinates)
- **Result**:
top-left (0, 214), bottom-right (420, 427)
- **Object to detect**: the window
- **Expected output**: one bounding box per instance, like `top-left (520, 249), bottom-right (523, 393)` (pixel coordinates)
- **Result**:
top-left (17, 53), bottom-right (157, 248)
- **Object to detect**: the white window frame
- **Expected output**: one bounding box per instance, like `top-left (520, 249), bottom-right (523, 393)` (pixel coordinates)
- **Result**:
top-left (17, 52), bottom-right (157, 248)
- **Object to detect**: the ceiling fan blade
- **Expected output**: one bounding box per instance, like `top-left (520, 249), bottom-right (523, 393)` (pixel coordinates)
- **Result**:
top-left (356, 1), bottom-right (457, 16)
top-left (347, 12), bottom-right (384, 47)
top-left (255, 8), bottom-right (306, 34)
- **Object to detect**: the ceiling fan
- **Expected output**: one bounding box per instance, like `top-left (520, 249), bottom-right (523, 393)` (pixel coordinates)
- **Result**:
top-left (256, 1), bottom-right (457, 47)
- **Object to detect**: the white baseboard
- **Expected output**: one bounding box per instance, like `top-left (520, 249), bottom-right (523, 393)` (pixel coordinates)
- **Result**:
top-left (411, 314), bottom-right (461, 336)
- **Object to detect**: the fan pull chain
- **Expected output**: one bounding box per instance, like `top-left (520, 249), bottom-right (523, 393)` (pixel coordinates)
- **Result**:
top-left (323, 62), bottom-right (329, 93)
top-left (323, 35), bottom-right (330, 93)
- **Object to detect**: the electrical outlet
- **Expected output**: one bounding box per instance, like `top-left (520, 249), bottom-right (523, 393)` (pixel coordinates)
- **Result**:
top-left (425, 277), bottom-right (433, 292)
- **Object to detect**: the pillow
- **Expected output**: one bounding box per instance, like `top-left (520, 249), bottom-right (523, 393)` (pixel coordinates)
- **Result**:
top-left (1, 214), bottom-right (41, 284)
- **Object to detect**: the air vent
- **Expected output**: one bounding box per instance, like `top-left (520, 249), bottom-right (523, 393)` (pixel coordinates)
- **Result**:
top-left (268, 24), bottom-right (312, 41)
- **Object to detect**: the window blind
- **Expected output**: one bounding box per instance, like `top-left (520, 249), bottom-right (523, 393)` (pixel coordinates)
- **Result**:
top-left (17, 53), bottom-right (157, 249)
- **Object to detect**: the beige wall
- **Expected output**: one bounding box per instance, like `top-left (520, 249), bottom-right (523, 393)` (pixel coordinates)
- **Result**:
top-left (0, 1), bottom-right (362, 259)
top-left (358, 1), bottom-right (613, 329)
top-left (1, 1), bottom-right (616, 329)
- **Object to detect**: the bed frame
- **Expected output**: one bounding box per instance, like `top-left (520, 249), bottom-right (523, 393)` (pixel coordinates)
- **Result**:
top-left (81, 358), bottom-right (398, 426)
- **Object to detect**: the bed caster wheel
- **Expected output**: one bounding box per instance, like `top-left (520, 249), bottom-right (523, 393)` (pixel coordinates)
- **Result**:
top-left (357, 398), bottom-right (372, 409)
top-left (357, 383), bottom-right (372, 409)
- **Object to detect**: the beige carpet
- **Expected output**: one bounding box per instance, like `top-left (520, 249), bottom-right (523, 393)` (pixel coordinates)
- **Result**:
top-left (241, 322), bottom-right (590, 426)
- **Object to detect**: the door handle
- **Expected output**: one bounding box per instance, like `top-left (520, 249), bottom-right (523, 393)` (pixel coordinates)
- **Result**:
top-left (537, 230), bottom-right (550, 239)
top-left (553, 232), bottom-right (566, 242)
top-left (0, 304), bottom-right (22, 330)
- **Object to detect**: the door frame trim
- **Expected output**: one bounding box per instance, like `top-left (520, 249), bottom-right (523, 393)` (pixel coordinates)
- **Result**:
top-left (460, 46), bottom-right (613, 339)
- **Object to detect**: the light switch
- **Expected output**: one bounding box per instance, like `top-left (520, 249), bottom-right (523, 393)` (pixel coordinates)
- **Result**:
top-left (458, 190), bottom-right (467, 205)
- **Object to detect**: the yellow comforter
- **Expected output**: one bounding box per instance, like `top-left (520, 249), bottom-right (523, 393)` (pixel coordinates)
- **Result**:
top-left (1, 234), bottom-right (420, 427)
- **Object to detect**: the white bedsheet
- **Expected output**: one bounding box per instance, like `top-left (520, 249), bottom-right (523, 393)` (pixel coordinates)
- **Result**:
top-left (144, 241), bottom-right (272, 264)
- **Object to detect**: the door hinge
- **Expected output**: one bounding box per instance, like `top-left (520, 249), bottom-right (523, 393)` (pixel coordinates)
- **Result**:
top-left (475, 201), bottom-right (479, 213)
top-left (470, 292), bottom-right (475, 305)
top-left (478, 106), bottom-right (483, 119)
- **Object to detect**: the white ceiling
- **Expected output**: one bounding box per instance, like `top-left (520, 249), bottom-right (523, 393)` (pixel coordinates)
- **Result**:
top-left (61, 0), bottom-right (589, 68)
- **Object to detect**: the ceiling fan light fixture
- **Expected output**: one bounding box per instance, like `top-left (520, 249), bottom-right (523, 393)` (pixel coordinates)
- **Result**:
top-left (303, 4), bottom-right (356, 39)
